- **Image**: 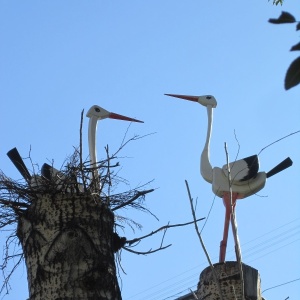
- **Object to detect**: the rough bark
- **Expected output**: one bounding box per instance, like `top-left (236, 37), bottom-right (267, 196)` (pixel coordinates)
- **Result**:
top-left (17, 193), bottom-right (121, 300)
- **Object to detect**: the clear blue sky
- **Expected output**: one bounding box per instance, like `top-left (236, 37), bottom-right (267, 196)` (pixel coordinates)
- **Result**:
top-left (0, 1), bottom-right (299, 299)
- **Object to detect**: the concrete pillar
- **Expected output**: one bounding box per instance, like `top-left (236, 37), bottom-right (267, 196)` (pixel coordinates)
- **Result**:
top-left (197, 261), bottom-right (264, 300)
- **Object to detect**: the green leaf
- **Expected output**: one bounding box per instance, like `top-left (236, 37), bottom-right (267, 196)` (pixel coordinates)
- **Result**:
top-left (285, 57), bottom-right (300, 90)
top-left (272, 0), bottom-right (284, 5)
top-left (269, 11), bottom-right (296, 24)
top-left (291, 42), bottom-right (300, 51)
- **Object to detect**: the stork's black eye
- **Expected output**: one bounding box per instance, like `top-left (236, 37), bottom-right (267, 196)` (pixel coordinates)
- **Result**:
top-left (206, 96), bottom-right (212, 100)
top-left (95, 107), bottom-right (100, 112)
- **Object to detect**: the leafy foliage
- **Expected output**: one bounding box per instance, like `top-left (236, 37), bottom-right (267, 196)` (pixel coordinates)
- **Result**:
top-left (271, 0), bottom-right (284, 5)
top-left (269, 12), bottom-right (300, 90)
top-left (285, 57), bottom-right (300, 89)
top-left (269, 11), bottom-right (295, 24)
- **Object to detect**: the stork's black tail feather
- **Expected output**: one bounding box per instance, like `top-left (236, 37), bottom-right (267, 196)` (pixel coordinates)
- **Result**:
top-left (7, 147), bottom-right (32, 182)
top-left (266, 157), bottom-right (293, 178)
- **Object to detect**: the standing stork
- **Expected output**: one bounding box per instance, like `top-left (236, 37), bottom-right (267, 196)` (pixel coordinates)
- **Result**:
top-left (86, 105), bottom-right (143, 188)
top-left (165, 93), bottom-right (293, 262)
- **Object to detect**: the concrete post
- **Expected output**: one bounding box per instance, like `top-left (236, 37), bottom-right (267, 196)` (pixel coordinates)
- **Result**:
top-left (196, 261), bottom-right (264, 300)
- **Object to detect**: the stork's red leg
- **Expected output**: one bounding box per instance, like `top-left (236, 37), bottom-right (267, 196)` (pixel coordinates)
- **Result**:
top-left (219, 202), bottom-right (230, 263)
top-left (219, 192), bottom-right (238, 263)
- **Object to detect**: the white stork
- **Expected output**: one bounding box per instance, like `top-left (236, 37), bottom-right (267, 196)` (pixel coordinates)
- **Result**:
top-left (165, 93), bottom-right (292, 262)
top-left (86, 105), bottom-right (143, 187)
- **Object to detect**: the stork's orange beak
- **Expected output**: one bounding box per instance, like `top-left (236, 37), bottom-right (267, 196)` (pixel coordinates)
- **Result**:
top-left (109, 112), bottom-right (144, 123)
top-left (165, 94), bottom-right (199, 102)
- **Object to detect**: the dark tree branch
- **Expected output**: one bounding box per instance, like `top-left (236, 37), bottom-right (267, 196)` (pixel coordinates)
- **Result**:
top-left (79, 109), bottom-right (87, 192)
top-left (126, 217), bottom-right (205, 246)
top-left (123, 244), bottom-right (172, 255)
top-left (112, 189), bottom-right (154, 211)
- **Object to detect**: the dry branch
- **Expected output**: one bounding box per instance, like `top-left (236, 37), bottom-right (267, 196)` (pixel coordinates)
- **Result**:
top-left (126, 217), bottom-right (205, 246)
top-left (123, 218), bottom-right (205, 255)
top-left (224, 142), bottom-right (244, 300)
top-left (112, 189), bottom-right (154, 211)
top-left (185, 180), bottom-right (224, 300)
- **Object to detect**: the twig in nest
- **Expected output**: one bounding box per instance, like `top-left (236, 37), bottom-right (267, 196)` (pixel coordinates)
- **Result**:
top-left (112, 189), bottom-right (154, 211)
top-left (79, 109), bottom-right (87, 192)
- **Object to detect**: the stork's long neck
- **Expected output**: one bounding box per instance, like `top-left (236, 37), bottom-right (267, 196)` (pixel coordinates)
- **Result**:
top-left (88, 116), bottom-right (98, 178)
top-left (200, 105), bottom-right (213, 183)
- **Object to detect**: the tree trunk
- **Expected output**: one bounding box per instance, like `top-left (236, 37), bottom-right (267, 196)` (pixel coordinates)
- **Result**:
top-left (17, 193), bottom-right (121, 300)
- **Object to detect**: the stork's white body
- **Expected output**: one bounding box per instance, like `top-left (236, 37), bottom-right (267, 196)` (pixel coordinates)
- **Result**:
top-left (168, 94), bottom-right (267, 198)
top-left (167, 93), bottom-right (292, 262)
top-left (212, 167), bottom-right (266, 198)
top-left (166, 93), bottom-right (267, 263)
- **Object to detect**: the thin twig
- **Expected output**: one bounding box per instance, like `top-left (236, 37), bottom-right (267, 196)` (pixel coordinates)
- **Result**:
top-left (160, 222), bottom-right (168, 248)
top-left (224, 142), bottom-right (244, 300)
top-left (112, 131), bottom-right (156, 159)
top-left (112, 189), bottom-right (154, 211)
top-left (233, 129), bottom-right (241, 163)
top-left (262, 277), bottom-right (300, 294)
top-left (103, 145), bottom-right (112, 203)
top-left (185, 180), bottom-right (223, 300)
top-left (189, 288), bottom-right (199, 299)
top-left (126, 217), bottom-right (205, 245)
top-left (79, 109), bottom-right (87, 192)
top-left (200, 194), bottom-right (216, 234)
top-left (257, 130), bottom-right (300, 156)
top-left (0, 199), bottom-right (28, 208)
top-left (123, 244), bottom-right (171, 255)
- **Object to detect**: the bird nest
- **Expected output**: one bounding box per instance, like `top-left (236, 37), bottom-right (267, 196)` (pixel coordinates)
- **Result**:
top-left (0, 141), bottom-right (154, 296)
top-left (0, 147), bottom-right (153, 215)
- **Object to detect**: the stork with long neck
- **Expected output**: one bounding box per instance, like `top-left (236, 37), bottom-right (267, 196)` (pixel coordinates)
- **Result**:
top-left (166, 93), bottom-right (293, 262)
top-left (86, 105), bottom-right (143, 189)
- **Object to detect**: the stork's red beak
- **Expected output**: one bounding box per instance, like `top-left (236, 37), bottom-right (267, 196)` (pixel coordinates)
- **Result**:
top-left (165, 94), bottom-right (199, 102)
top-left (109, 112), bottom-right (144, 123)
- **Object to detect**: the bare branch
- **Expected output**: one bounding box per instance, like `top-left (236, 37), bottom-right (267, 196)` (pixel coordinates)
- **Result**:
top-left (233, 129), bottom-right (241, 162)
top-left (185, 180), bottom-right (223, 300)
top-left (126, 217), bottom-right (205, 246)
top-left (0, 198), bottom-right (28, 208)
top-left (112, 189), bottom-right (154, 211)
top-left (123, 244), bottom-right (172, 255)
top-left (79, 109), bottom-right (87, 192)
top-left (257, 130), bottom-right (300, 156)
top-left (111, 128), bottom-right (156, 160)
top-left (200, 194), bottom-right (216, 234)
top-left (0, 232), bottom-right (24, 295)
top-left (224, 142), bottom-right (244, 300)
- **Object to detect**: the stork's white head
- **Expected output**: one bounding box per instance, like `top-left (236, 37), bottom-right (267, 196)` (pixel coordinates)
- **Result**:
top-left (165, 94), bottom-right (217, 108)
top-left (86, 105), bottom-right (143, 123)
top-left (86, 105), bottom-right (110, 120)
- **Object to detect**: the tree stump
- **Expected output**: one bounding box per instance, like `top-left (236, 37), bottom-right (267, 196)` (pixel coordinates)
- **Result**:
top-left (197, 261), bottom-right (263, 300)
top-left (17, 193), bottom-right (121, 300)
